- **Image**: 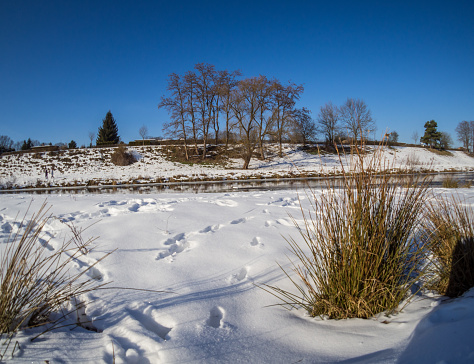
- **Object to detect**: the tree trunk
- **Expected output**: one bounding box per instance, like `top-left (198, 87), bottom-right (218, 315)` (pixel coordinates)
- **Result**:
top-left (242, 153), bottom-right (251, 169)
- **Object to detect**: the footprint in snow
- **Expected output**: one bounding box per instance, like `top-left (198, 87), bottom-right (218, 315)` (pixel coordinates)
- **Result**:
top-left (207, 306), bottom-right (224, 328)
top-left (228, 267), bottom-right (248, 284)
top-left (128, 203), bottom-right (140, 212)
top-left (157, 233), bottom-right (190, 260)
top-left (250, 236), bottom-right (263, 247)
top-left (1, 221), bottom-right (12, 234)
top-left (86, 266), bottom-right (104, 281)
top-left (230, 217), bottom-right (246, 225)
top-left (127, 306), bottom-right (172, 340)
top-left (199, 224), bottom-right (221, 234)
top-left (215, 199), bottom-right (238, 207)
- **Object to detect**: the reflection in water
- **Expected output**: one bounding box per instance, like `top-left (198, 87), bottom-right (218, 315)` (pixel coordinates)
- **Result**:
top-left (2, 173), bottom-right (474, 195)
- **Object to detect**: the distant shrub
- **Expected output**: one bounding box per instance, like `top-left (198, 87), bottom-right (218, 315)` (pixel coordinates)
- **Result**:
top-left (111, 145), bottom-right (137, 166)
top-left (442, 175), bottom-right (459, 188)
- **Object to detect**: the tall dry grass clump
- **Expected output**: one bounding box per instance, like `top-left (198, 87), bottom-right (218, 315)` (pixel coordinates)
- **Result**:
top-left (424, 195), bottom-right (474, 297)
top-left (111, 145), bottom-right (137, 166)
top-left (263, 142), bottom-right (433, 319)
top-left (0, 202), bottom-right (110, 357)
top-left (441, 175), bottom-right (459, 188)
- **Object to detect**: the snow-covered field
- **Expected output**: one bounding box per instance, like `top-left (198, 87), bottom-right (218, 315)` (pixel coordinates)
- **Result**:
top-left (1, 147), bottom-right (474, 363)
top-left (1, 188), bottom-right (474, 363)
top-left (1, 145), bottom-right (474, 190)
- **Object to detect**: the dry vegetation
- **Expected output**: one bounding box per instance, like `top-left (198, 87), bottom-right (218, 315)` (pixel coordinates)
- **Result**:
top-left (0, 202), bottom-right (112, 358)
top-left (110, 145), bottom-right (137, 166)
top-left (424, 195), bottom-right (474, 297)
top-left (262, 141), bottom-right (474, 319)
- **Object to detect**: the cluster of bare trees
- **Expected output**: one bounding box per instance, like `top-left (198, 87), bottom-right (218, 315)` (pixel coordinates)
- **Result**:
top-left (455, 120), bottom-right (474, 152)
top-left (317, 98), bottom-right (376, 146)
top-left (158, 63), bottom-right (306, 169)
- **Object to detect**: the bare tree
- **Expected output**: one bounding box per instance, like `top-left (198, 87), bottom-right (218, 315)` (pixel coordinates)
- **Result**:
top-left (229, 77), bottom-right (266, 169)
top-left (317, 102), bottom-right (340, 146)
top-left (455, 120), bottom-right (471, 152)
top-left (218, 70), bottom-right (242, 149)
top-left (292, 107), bottom-right (316, 146)
top-left (139, 125), bottom-right (148, 146)
top-left (339, 98), bottom-right (375, 142)
top-left (439, 131), bottom-right (453, 150)
top-left (253, 76), bottom-right (276, 159)
top-left (272, 80), bottom-right (304, 157)
top-left (88, 131), bottom-right (95, 147)
top-left (194, 63), bottom-right (218, 159)
top-left (0, 135), bottom-right (14, 151)
top-left (159, 73), bottom-right (190, 160)
top-left (183, 71), bottom-right (200, 155)
top-left (411, 131), bottom-right (419, 145)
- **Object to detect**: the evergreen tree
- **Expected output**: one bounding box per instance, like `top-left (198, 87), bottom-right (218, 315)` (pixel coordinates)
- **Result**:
top-left (420, 120), bottom-right (442, 148)
top-left (21, 138), bottom-right (33, 151)
top-left (388, 131), bottom-right (399, 144)
top-left (96, 111), bottom-right (120, 145)
top-left (68, 140), bottom-right (77, 149)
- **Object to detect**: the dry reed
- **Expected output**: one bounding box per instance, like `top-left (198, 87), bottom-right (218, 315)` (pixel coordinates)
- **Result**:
top-left (0, 202), bottom-right (111, 358)
top-left (262, 142), bottom-right (433, 319)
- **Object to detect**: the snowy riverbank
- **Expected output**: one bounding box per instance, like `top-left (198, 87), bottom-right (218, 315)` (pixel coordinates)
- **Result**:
top-left (1, 145), bottom-right (474, 190)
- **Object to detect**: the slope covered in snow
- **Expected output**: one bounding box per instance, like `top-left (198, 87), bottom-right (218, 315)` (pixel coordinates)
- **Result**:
top-left (1, 145), bottom-right (473, 190)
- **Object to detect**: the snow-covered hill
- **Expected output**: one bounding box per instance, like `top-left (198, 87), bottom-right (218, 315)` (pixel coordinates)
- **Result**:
top-left (1, 145), bottom-right (474, 190)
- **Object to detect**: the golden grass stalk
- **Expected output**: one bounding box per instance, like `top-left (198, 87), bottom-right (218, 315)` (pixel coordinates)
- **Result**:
top-left (423, 194), bottom-right (474, 297)
top-left (0, 202), bottom-right (111, 357)
top-left (442, 175), bottom-right (459, 188)
top-left (262, 141), bottom-right (433, 319)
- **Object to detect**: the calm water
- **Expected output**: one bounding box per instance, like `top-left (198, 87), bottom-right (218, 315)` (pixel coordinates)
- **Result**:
top-left (2, 172), bottom-right (474, 195)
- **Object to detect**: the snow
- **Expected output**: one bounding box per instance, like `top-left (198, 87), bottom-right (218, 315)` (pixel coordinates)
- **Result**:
top-left (0, 187), bottom-right (474, 363)
top-left (1, 145), bottom-right (474, 190)
top-left (1, 147), bottom-right (474, 363)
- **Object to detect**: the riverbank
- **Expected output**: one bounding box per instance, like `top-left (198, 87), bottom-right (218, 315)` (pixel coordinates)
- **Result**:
top-left (1, 144), bottom-right (473, 190)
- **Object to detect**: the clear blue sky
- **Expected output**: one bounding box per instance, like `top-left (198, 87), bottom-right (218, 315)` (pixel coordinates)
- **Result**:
top-left (1, 0), bottom-right (473, 147)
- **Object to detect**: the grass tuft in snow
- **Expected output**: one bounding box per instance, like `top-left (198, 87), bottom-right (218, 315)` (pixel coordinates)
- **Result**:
top-left (442, 175), bottom-right (459, 188)
top-left (424, 195), bottom-right (474, 297)
top-left (0, 202), bottom-right (111, 358)
top-left (262, 140), bottom-right (433, 319)
top-left (111, 145), bottom-right (137, 166)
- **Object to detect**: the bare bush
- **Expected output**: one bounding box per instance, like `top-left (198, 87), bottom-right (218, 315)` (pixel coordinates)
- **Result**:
top-left (111, 145), bottom-right (137, 166)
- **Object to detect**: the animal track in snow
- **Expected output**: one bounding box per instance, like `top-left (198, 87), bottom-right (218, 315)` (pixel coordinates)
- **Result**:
top-left (214, 199), bottom-right (238, 207)
top-left (229, 267), bottom-right (249, 284)
top-left (1, 221), bottom-right (12, 234)
top-left (230, 217), bottom-right (247, 225)
top-left (266, 196), bottom-right (299, 207)
top-left (86, 266), bottom-right (104, 281)
top-left (207, 306), bottom-right (224, 328)
top-left (98, 200), bottom-right (127, 208)
top-left (128, 305), bottom-right (172, 341)
top-left (157, 233), bottom-right (191, 260)
top-left (250, 236), bottom-right (263, 247)
top-left (199, 224), bottom-right (221, 234)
